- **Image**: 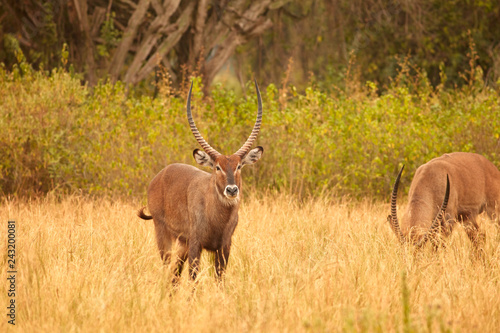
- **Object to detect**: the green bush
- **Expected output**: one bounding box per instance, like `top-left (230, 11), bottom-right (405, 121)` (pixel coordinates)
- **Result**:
top-left (1, 60), bottom-right (499, 198)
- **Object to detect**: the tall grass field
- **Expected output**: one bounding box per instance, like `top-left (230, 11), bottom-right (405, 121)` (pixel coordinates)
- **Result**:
top-left (1, 194), bottom-right (499, 332)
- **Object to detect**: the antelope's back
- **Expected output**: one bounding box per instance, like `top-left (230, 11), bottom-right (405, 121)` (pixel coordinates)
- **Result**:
top-left (147, 163), bottom-right (210, 227)
top-left (416, 153), bottom-right (498, 211)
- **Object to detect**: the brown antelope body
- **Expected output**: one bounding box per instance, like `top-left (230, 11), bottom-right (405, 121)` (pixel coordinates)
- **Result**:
top-left (138, 82), bottom-right (264, 281)
top-left (388, 152), bottom-right (500, 249)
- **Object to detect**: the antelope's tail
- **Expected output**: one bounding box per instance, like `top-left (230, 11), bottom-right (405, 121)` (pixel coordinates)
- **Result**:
top-left (137, 207), bottom-right (153, 220)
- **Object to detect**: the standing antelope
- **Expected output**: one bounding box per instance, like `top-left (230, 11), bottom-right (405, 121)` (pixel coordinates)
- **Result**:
top-left (138, 81), bottom-right (264, 282)
top-left (388, 152), bottom-right (500, 250)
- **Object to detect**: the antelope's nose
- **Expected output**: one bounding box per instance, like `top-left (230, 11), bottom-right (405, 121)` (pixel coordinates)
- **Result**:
top-left (225, 185), bottom-right (239, 197)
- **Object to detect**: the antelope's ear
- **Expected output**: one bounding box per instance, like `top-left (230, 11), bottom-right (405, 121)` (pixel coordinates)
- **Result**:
top-left (242, 146), bottom-right (264, 166)
top-left (193, 149), bottom-right (214, 167)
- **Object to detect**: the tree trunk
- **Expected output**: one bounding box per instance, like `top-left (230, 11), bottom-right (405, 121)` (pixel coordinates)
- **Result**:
top-left (70, 0), bottom-right (97, 85)
top-left (108, 0), bottom-right (151, 82)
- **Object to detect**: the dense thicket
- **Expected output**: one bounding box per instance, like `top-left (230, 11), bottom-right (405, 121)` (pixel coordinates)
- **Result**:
top-left (0, 0), bottom-right (290, 91)
top-left (1, 0), bottom-right (500, 91)
top-left (241, 0), bottom-right (500, 90)
top-left (1, 52), bottom-right (499, 198)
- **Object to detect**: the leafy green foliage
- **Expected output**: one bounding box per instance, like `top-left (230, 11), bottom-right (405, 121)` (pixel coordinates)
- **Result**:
top-left (1, 59), bottom-right (499, 198)
top-left (97, 13), bottom-right (122, 58)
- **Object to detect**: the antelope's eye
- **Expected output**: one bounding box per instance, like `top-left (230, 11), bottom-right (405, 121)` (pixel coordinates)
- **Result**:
top-left (237, 165), bottom-right (242, 170)
top-left (216, 166), bottom-right (221, 171)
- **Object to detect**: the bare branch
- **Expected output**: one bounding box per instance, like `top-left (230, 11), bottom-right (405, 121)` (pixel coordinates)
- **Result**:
top-left (71, 0), bottom-right (97, 85)
top-left (122, 0), bottom-right (182, 84)
top-left (125, 1), bottom-right (195, 84)
top-left (200, 0), bottom-right (276, 89)
top-left (204, 16), bottom-right (273, 88)
top-left (150, 0), bottom-right (164, 15)
top-left (108, 0), bottom-right (151, 81)
top-left (189, 0), bottom-right (209, 66)
top-left (89, 6), bottom-right (107, 38)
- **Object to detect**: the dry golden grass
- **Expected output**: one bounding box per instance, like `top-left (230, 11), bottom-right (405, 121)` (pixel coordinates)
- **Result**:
top-left (1, 193), bottom-right (500, 332)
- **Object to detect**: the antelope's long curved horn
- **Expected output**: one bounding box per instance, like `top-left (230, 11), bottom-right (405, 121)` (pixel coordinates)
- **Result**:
top-left (186, 82), bottom-right (220, 159)
top-left (415, 174), bottom-right (450, 249)
top-left (234, 80), bottom-right (263, 158)
top-left (389, 165), bottom-right (405, 243)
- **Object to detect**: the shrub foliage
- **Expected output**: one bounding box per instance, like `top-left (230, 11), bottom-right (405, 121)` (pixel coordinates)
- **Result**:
top-left (1, 60), bottom-right (499, 198)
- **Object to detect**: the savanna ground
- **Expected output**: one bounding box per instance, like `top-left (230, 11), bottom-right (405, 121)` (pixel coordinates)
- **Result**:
top-left (1, 193), bottom-right (499, 332)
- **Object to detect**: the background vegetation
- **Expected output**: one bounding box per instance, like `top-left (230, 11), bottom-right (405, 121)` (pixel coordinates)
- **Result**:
top-left (2, 0), bottom-right (500, 198)
top-left (1, 43), bottom-right (499, 198)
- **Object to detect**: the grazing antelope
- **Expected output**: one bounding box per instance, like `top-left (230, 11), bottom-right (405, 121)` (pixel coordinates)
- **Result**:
top-left (388, 152), bottom-right (500, 250)
top-left (138, 81), bottom-right (264, 282)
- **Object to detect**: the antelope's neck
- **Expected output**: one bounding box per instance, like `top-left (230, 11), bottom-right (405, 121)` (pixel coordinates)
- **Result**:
top-left (401, 198), bottom-right (435, 235)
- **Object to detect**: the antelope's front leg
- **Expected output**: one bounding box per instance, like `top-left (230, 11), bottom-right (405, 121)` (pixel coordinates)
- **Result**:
top-left (215, 245), bottom-right (231, 279)
top-left (188, 242), bottom-right (202, 281)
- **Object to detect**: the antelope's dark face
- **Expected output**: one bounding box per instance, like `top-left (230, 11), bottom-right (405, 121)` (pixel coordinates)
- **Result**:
top-left (194, 147), bottom-right (264, 202)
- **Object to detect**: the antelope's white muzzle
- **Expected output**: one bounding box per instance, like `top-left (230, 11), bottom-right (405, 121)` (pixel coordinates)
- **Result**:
top-left (224, 185), bottom-right (239, 199)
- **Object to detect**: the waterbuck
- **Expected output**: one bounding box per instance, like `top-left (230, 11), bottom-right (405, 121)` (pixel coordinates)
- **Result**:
top-left (138, 81), bottom-right (264, 282)
top-left (388, 152), bottom-right (500, 250)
